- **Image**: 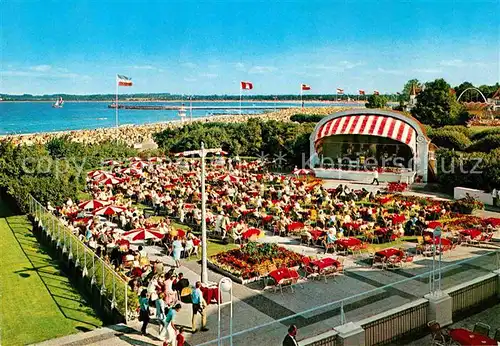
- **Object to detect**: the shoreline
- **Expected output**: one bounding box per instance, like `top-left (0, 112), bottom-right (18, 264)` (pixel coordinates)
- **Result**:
top-left (0, 106), bottom-right (359, 144)
top-left (0, 99), bottom-right (366, 104)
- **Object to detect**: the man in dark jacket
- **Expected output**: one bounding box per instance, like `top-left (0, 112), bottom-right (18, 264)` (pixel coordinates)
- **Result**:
top-left (173, 272), bottom-right (190, 299)
top-left (283, 325), bottom-right (299, 346)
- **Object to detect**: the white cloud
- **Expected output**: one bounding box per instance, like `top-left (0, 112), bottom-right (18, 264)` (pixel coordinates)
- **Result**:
top-left (234, 62), bottom-right (246, 71)
top-left (248, 66), bottom-right (276, 74)
top-left (1, 69), bottom-right (90, 80)
top-left (440, 59), bottom-right (465, 67)
top-left (413, 68), bottom-right (442, 73)
top-left (377, 67), bottom-right (404, 75)
top-left (30, 64), bottom-right (52, 72)
top-left (338, 60), bottom-right (364, 69)
top-left (182, 62), bottom-right (197, 68)
top-left (130, 65), bottom-right (156, 70)
top-left (184, 77), bottom-right (197, 82)
top-left (439, 59), bottom-right (488, 68)
top-left (199, 73), bottom-right (218, 78)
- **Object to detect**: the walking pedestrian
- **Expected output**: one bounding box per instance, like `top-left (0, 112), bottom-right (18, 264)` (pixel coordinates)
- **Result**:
top-left (283, 325), bottom-right (299, 346)
top-left (139, 289), bottom-right (150, 335)
top-left (162, 303), bottom-right (182, 346)
top-left (191, 281), bottom-right (208, 333)
top-left (172, 236), bottom-right (183, 267)
top-left (371, 168), bottom-right (379, 185)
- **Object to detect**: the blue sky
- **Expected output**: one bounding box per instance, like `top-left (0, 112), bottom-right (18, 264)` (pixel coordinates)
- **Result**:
top-left (1, 0), bottom-right (499, 95)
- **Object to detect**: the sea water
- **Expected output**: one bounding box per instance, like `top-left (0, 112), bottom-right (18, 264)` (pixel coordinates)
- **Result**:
top-left (0, 101), bottom-right (362, 135)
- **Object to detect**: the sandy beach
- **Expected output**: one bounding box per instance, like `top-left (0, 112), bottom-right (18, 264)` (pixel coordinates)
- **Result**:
top-left (0, 106), bottom-right (359, 146)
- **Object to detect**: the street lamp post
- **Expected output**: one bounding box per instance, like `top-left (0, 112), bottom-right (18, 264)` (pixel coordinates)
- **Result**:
top-left (217, 277), bottom-right (233, 346)
top-left (201, 142), bottom-right (208, 284)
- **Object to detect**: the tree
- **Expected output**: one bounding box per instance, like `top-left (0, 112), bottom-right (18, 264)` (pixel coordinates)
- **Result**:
top-left (411, 78), bottom-right (469, 127)
top-left (365, 94), bottom-right (388, 109)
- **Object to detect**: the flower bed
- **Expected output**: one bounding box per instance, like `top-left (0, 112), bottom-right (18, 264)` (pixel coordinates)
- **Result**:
top-left (210, 242), bottom-right (305, 283)
top-left (386, 182), bottom-right (408, 193)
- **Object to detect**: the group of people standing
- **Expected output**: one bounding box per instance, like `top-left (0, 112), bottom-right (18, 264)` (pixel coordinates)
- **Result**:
top-left (139, 275), bottom-right (209, 346)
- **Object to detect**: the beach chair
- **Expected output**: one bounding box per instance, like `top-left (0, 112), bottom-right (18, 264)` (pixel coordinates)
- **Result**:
top-left (473, 322), bottom-right (490, 337)
top-left (335, 257), bottom-right (345, 276)
top-left (493, 327), bottom-right (500, 341)
top-left (427, 321), bottom-right (451, 346)
top-left (301, 257), bottom-right (319, 280)
top-left (386, 255), bottom-right (402, 269)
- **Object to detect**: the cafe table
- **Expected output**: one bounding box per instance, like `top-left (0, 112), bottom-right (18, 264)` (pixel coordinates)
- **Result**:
top-left (376, 248), bottom-right (404, 259)
top-left (449, 328), bottom-right (499, 345)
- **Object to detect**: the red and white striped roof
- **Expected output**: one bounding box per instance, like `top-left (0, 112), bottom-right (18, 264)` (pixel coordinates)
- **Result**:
top-left (315, 115), bottom-right (417, 150)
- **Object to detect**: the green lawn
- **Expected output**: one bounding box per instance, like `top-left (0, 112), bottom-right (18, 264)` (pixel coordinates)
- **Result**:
top-left (0, 201), bottom-right (102, 345)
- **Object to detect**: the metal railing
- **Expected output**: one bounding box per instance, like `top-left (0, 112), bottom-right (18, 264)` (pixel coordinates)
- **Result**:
top-left (362, 300), bottom-right (429, 346)
top-left (448, 274), bottom-right (499, 318)
top-left (28, 195), bottom-right (132, 322)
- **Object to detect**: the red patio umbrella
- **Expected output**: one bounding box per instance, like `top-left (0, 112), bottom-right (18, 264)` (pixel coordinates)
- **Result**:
top-left (123, 228), bottom-right (164, 241)
top-left (131, 161), bottom-right (149, 169)
top-left (94, 205), bottom-right (126, 216)
top-left (293, 168), bottom-right (314, 176)
top-left (78, 200), bottom-right (107, 210)
top-left (218, 174), bottom-right (238, 183)
top-left (128, 157), bottom-right (142, 161)
top-left (119, 167), bottom-right (141, 175)
top-left (99, 177), bottom-right (123, 185)
top-left (88, 170), bottom-right (107, 177)
top-left (92, 172), bottom-right (115, 181)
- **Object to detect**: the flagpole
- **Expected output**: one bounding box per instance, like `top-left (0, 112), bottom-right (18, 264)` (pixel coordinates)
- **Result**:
top-left (115, 75), bottom-right (118, 128)
top-left (239, 85), bottom-right (242, 115)
top-left (300, 86), bottom-right (303, 108)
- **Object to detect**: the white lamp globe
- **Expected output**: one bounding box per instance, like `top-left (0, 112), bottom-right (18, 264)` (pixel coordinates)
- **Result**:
top-left (220, 278), bottom-right (232, 292)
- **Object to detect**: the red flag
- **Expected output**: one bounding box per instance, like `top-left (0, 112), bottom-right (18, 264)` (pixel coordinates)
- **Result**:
top-left (241, 81), bottom-right (253, 90)
top-left (336, 88), bottom-right (344, 94)
top-left (373, 90), bottom-right (380, 95)
top-left (117, 74), bottom-right (133, 86)
top-left (359, 90), bottom-right (365, 95)
top-left (301, 84), bottom-right (311, 91)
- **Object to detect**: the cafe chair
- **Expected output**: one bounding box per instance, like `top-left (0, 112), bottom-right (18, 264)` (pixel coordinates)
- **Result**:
top-left (473, 322), bottom-right (491, 337)
top-left (493, 327), bottom-right (500, 341)
top-left (427, 320), bottom-right (451, 346)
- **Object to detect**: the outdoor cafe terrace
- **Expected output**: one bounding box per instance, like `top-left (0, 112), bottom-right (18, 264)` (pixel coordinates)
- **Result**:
top-left (39, 155), bottom-right (500, 345)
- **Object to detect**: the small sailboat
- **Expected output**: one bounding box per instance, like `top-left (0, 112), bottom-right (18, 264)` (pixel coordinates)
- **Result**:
top-left (177, 104), bottom-right (186, 120)
top-left (52, 97), bottom-right (64, 108)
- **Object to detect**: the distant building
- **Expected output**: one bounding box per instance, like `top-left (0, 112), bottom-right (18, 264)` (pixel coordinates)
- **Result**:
top-left (404, 83), bottom-right (421, 111)
top-left (488, 87), bottom-right (500, 111)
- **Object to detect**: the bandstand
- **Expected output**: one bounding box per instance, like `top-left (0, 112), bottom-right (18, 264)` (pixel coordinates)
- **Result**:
top-left (309, 109), bottom-right (432, 183)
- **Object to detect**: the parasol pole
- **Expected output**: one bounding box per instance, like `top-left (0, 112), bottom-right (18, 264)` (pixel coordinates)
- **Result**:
top-left (115, 75), bottom-right (119, 128)
top-left (201, 142), bottom-right (208, 284)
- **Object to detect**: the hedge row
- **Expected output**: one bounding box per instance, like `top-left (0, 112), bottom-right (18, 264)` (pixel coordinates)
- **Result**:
top-left (290, 114), bottom-right (326, 123)
top-left (428, 126), bottom-right (500, 153)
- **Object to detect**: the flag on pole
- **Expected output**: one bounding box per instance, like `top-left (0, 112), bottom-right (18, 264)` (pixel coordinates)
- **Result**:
top-left (301, 84), bottom-right (311, 91)
top-left (336, 88), bottom-right (344, 94)
top-left (241, 81), bottom-right (253, 90)
top-left (359, 90), bottom-right (365, 95)
top-left (373, 90), bottom-right (380, 95)
top-left (117, 75), bottom-right (133, 86)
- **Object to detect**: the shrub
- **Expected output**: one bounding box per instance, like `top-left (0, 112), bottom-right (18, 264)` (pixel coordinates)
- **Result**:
top-left (436, 149), bottom-right (500, 192)
top-left (470, 127), bottom-right (500, 141)
top-left (290, 114), bottom-right (325, 123)
top-left (439, 126), bottom-right (471, 137)
top-left (467, 134), bottom-right (500, 153)
top-left (429, 129), bottom-right (472, 150)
